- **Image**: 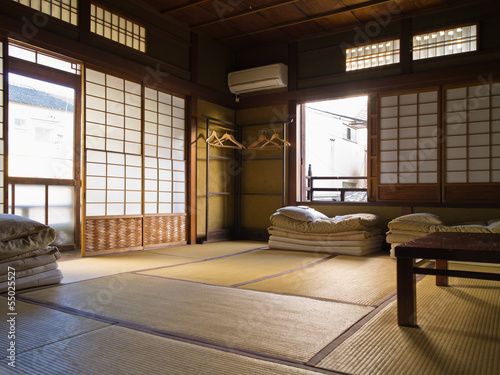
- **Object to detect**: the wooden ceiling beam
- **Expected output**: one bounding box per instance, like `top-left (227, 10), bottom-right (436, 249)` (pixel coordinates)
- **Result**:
top-left (192, 0), bottom-right (301, 29)
top-left (218, 0), bottom-right (393, 41)
top-left (160, 0), bottom-right (211, 14)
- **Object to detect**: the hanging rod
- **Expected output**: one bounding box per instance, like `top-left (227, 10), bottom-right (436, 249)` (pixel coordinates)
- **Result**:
top-left (201, 114), bottom-right (237, 127)
top-left (239, 119), bottom-right (293, 127)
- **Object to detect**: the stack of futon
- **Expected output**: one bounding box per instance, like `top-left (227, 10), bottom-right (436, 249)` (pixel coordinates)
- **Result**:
top-left (268, 206), bottom-right (384, 256)
top-left (0, 214), bottom-right (63, 292)
top-left (386, 213), bottom-right (500, 258)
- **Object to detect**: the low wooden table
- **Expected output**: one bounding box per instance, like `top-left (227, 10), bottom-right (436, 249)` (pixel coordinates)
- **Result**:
top-left (395, 232), bottom-right (500, 327)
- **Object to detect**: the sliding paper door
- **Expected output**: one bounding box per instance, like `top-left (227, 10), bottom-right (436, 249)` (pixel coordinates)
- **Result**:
top-left (443, 82), bottom-right (500, 201)
top-left (143, 87), bottom-right (186, 248)
top-left (84, 69), bottom-right (143, 254)
top-left (378, 90), bottom-right (440, 201)
top-left (84, 69), bottom-right (187, 255)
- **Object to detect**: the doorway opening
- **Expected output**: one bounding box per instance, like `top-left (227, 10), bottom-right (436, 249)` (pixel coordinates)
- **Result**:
top-left (301, 96), bottom-right (368, 202)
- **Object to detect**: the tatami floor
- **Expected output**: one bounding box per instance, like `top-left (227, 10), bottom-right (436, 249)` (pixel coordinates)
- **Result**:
top-left (1, 241), bottom-right (499, 374)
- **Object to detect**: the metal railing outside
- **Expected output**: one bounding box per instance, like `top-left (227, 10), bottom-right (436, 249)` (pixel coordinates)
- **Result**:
top-left (306, 175), bottom-right (367, 202)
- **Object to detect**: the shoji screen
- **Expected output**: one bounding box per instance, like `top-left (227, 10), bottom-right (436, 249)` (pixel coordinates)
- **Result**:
top-left (84, 69), bottom-right (186, 254)
top-left (378, 90), bottom-right (440, 201)
top-left (85, 69), bottom-right (142, 217)
top-left (0, 42), bottom-right (3, 212)
top-left (84, 69), bottom-right (143, 254)
top-left (444, 82), bottom-right (500, 201)
top-left (142, 87), bottom-right (186, 248)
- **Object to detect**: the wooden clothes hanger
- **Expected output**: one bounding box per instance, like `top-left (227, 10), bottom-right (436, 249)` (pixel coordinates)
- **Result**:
top-left (248, 132), bottom-right (288, 150)
top-left (269, 132), bottom-right (291, 147)
top-left (206, 130), bottom-right (223, 147)
top-left (219, 133), bottom-right (246, 149)
top-left (207, 130), bottom-right (245, 149)
top-left (248, 133), bottom-right (277, 150)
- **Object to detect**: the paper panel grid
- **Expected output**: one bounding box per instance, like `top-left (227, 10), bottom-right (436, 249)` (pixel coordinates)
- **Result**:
top-left (85, 70), bottom-right (186, 217)
top-left (445, 83), bottom-right (500, 183)
top-left (85, 149), bottom-right (142, 216)
top-left (379, 91), bottom-right (439, 184)
top-left (85, 69), bottom-right (143, 216)
top-left (144, 87), bottom-right (186, 215)
top-left (11, 0), bottom-right (78, 26)
top-left (91, 4), bottom-right (146, 52)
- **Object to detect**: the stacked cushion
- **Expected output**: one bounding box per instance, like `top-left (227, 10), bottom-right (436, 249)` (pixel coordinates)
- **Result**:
top-left (268, 206), bottom-right (384, 256)
top-left (0, 214), bottom-right (63, 292)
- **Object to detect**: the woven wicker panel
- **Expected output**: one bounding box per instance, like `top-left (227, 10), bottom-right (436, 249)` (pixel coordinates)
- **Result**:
top-left (85, 217), bottom-right (143, 253)
top-left (144, 214), bottom-right (186, 246)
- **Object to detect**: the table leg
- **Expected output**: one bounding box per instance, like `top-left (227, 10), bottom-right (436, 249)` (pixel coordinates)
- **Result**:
top-left (435, 259), bottom-right (448, 286)
top-left (397, 257), bottom-right (417, 327)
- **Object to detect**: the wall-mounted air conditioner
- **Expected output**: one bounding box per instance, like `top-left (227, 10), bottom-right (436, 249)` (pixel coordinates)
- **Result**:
top-left (228, 63), bottom-right (288, 95)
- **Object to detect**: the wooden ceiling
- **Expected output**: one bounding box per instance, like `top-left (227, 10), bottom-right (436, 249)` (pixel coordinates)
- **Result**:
top-left (136, 0), bottom-right (482, 51)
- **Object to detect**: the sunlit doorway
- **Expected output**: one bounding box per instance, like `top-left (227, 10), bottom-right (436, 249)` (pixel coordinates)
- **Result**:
top-left (301, 96), bottom-right (368, 202)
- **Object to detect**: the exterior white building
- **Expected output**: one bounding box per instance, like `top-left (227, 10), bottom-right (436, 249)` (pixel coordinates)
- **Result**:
top-left (305, 97), bottom-right (368, 201)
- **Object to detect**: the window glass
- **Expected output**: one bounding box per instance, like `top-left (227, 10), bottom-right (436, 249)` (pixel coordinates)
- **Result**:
top-left (413, 25), bottom-right (477, 60)
top-left (91, 4), bottom-right (146, 53)
top-left (9, 43), bottom-right (81, 75)
top-left (346, 40), bottom-right (400, 71)
top-left (8, 73), bottom-right (75, 179)
top-left (10, 0), bottom-right (78, 25)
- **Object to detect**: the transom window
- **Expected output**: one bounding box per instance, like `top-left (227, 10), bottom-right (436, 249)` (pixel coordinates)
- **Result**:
top-left (413, 25), bottom-right (477, 60)
top-left (9, 41), bottom-right (81, 75)
top-left (10, 0), bottom-right (78, 25)
top-left (90, 3), bottom-right (146, 53)
top-left (346, 40), bottom-right (400, 72)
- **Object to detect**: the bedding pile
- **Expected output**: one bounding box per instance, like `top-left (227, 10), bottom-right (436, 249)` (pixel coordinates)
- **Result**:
top-left (268, 206), bottom-right (384, 256)
top-left (0, 214), bottom-right (63, 292)
top-left (386, 213), bottom-right (500, 258)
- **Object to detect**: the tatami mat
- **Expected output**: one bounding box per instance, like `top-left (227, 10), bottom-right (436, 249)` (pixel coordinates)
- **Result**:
top-left (59, 242), bottom-right (267, 283)
top-left (316, 264), bottom-right (500, 375)
top-left (138, 249), bottom-right (331, 286)
top-left (21, 273), bottom-right (373, 362)
top-left (0, 300), bottom-right (109, 354)
top-left (242, 254), bottom-right (397, 306)
top-left (145, 241), bottom-right (267, 258)
top-left (58, 252), bottom-right (197, 284)
top-left (11, 325), bottom-right (329, 375)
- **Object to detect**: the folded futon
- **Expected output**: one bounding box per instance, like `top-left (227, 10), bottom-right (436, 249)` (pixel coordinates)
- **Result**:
top-left (386, 213), bottom-right (500, 258)
top-left (0, 214), bottom-right (63, 292)
top-left (268, 206), bottom-right (384, 256)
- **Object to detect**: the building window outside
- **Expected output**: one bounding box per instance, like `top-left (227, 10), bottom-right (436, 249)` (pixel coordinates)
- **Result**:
top-left (303, 96), bottom-right (368, 202)
top-left (90, 4), bottom-right (146, 53)
top-left (346, 40), bottom-right (400, 72)
top-left (10, 0), bottom-right (78, 25)
top-left (413, 25), bottom-right (477, 60)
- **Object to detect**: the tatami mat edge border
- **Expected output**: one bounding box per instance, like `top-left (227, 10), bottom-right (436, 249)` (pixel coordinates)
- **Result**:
top-left (306, 261), bottom-right (436, 367)
top-left (15, 294), bottom-right (344, 374)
